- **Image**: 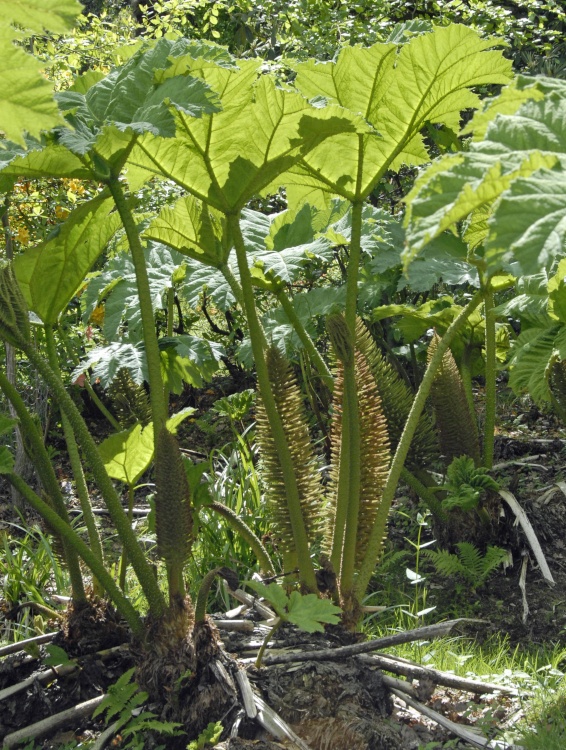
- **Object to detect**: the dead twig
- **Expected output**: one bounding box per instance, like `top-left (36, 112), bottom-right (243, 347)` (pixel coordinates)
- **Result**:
top-left (0, 632), bottom-right (57, 659)
top-left (262, 619), bottom-right (486, 666)
top-left (3, 694), bottom-right (106, 749)
top-left (359, 653), bottom-right (517, 695)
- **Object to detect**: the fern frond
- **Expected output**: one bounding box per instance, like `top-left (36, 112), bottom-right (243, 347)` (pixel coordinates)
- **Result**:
top-left (425, 542), bottom-right (506, 588)
top-left (427, 333), bottom-right (481, 466)
top-left (255, 347), bottom-right (323, 559)
top-left (109, 368), bottom-right (152, 427)
top-left (355, 319), bottom-right (439, 470)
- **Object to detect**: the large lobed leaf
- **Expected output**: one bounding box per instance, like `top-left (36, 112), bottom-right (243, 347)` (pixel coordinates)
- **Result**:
top-left (284, 25), bottom-right (512, 206)
top-left (405, 76), bottom-right (566, 277)
top-left (129, 65), bottom-right (368, 212)
top-left (14, 195), bottom-right (122, 324)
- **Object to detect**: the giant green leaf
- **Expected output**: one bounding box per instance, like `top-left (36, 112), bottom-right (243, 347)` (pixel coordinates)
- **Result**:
top-left (129, 69), bottom-right (368, 212)
top-left (14, 195), bottom-right (122, 323)
top-left (486, 169), bottom-right (566, 275)
top-left (284, 25), bottom-right (512, 206)
top-left (0, 27), bottom-right (63, 145)
top-left (405, 80), bottom-right (566, 275)
top-left (83, 244), bottom-right (186, 340)
top-left (0, 0), bottom-right (81, 33)
top-left (72, 343), bottom-right (147, 387)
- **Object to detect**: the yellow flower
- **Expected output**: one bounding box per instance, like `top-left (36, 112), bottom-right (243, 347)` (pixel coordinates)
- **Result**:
top-left (17, 227), bottom-right (30, 245)
top-left (89, 305), bottom-right (105, 326)
top-left (55, 205), bottom-right (70, 220)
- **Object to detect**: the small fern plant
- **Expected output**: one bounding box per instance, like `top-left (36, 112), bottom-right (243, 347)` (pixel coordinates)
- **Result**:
top-left (93, 668), bottom-right (183, 749)
top-left (424, 542), bottom-right (508, 591)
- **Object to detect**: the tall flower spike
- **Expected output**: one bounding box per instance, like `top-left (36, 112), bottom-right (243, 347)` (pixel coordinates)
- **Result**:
top-left (255, 347), bottom-right (323, 565)
top-left (355, 319), bottom-right (439, 470)
top-left (325, 347), bottom-right (391, 568)
top-left (428, 332), bottom-right (481, 466)
top-left (154, 428), bottom-right (193, 573)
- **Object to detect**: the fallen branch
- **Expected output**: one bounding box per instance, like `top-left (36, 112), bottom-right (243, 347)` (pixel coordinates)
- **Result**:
top-left (0, 663), bottom-right (77, 702)
top-left (262, 619), bottom-right (485, 666)
top-left (225, 586), bottom-right (277, 620)
top-left (0, 632), bottom-right (57, 659)
top-left (2, 694), bottom-right (106, 749)
top-left (391, 688), bottom-right (524, 750)
top-left (359, 653), bottom-right (517, 695)
top-left (214, 619), bottom-right (255, 633)
top-left (499, 489), bottom-right (554, 584)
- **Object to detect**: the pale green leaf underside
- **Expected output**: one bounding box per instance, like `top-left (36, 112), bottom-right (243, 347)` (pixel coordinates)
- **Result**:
top-left (405, 83), bottom-right (566, 275)
top-left (129, 72), bottom-right (367, 212)
top-left (0, 445), bottom-right (14, 474)
top-left (99, 408), bottom-right (195, 485)
top-left (144, 195), bottom-right (227, 267)
top-left (14, 196), bottom-right (122, 324)
top-left (287, 25), bottom-right (512, 203)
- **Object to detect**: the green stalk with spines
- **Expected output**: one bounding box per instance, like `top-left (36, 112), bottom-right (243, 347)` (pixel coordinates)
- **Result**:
top-left (355, 291), bottom-right (484, 600)
top-left (164, 286), bottom-right (175, 406)
top-left (482, 286), bottom-right (496, 469)
top-left (275, 288), bottom-right (334, 391)
top-left (229, 212), bottom-right (317, 593)
top-left (0, 363), bottom-right (86, 603)
top-left (5, 474), bottom-right (144, 639)
top-left (154, 427), bottom-right (193, 601)
top-left (209, 501), bottom-right (275, 576)
top-left (334, 197), bottom-right (363, 595)
top-left (20, 340), bottom-right (166, 618)
top-left (44, 326), bottom-right (105, 583)
top-left (106, 178), bottom-right (168, 435)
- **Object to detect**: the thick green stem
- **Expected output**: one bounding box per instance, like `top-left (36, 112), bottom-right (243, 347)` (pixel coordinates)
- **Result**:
top-left (276, 289), bottom-right (334, 391)
top-left (338, 200), bottom-right (363, 594)
top-left (401, 468), bottom-right (445, 520)
top-left (229, 213), bottom-right (317, 592)
top-left (355, 291), bottom-right (484, 599)
top-left (106, 178), bottom-right (168, 434)
top-left (21, 343), bottom-right (166, 618)
top-left (45, 327), bottom-right (105, 585)
top-left (84, 379), bottom-right (121, 431)
top-left (483, 287), bottom-right (496, 470)
top-left (0, 367), bottom-right (86, 603)
top-left (7, 474), bottom-right (144, 639)
top-left (119, 484), bottom-right (136, 592)
top-left (459, 346), bottom-right (479, 447)
top-left (209, 501), bottom-right (275, 575)
top-left (220, 263), bottom-right (245, 309)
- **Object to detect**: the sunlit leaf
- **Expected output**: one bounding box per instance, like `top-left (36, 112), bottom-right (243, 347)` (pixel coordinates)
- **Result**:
top-left (14, 195), bottom-right (122, 323)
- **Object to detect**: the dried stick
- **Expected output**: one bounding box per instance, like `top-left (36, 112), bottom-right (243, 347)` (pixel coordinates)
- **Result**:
top-left (499, 489), bottom-right (554, 584)
top-left (262, 619), bottom-right (484, 666)
top-left (3, 694), bottom-right (106, 749)
top-left (359, 653), bottom-right (517, 695)
top-left (390, 687), bottom-right (526, 750)
top-left (225, 585), bottom-right (277, 620)
top-left (0, 632), bottom-right (57, 658)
